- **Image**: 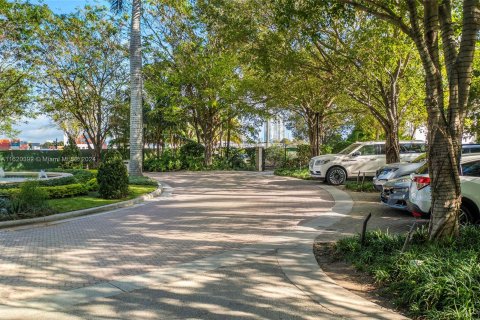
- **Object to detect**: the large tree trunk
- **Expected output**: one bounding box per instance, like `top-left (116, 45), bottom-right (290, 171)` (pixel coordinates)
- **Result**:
top-left (204, 139), bottom-right (214, 166)
top-left (305, 109), bottom-right (320, 157)
top-left (129, 0), bottom-right (143, 176)
top-left (404, 0), bottom-right (478, 239)
top-left (385, 124), bottom-right (400, 164)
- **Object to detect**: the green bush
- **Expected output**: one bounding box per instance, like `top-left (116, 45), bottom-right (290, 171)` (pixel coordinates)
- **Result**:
top-left (85, 178), bottom-right (99, 192)
top-left (97, 151), bottom-right (129, 199)
top-left (274, 168), bottom-right (311, 180)
top-left (0, 183), bottom-right (89, 199)
top-left (9, 181), bottom-right (52, 218)
top-left (335, 226), bottom-right (480, 319)
top-left (128, 176), bottom-right (158, 186)
top-left (0, 175), bottom-right (78, 189)
top-left (144, 149), bottom-right (182, 172)
top-left (345, 181), bottom-right (376, 192)
top-left (42, 184), bottom-right (88, 199)
top-left (61, 137), bottom-right (82, 169)
top-left (179, 141), bottom-right (205, 170)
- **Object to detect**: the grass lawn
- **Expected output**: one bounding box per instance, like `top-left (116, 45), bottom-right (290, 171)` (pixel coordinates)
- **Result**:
top-left (47, 185), bottom-right (157, 213)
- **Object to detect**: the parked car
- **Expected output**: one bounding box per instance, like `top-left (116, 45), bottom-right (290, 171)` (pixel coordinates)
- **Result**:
top-left (373, 144), bottom-right (480, 191)
top-left (309, 141), bottom-right (425, 185)
top-left (374, 154), bottom-right (426, 191)
top-left (408, 155), bottom-right (480, 223)
top-left (380, 176), bottom-right (413, 211)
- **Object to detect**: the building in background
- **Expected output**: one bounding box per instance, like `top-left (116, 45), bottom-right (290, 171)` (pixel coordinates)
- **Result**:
top-left (261, 116), bottom-right (290, 145)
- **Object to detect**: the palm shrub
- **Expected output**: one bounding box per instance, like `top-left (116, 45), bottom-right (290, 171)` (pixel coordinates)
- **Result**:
top-left (9, 181), bottom-right (51, 218)
top-left (97, 151), bottom-right (129, 199)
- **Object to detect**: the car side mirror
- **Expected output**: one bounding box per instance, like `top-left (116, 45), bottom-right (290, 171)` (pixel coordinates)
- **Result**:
top-left (351, 151), bottom-right (361, 157)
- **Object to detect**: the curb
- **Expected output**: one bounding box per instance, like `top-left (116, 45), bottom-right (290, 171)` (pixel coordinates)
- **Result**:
top-left (0, 183), bottom-right (163, 230)
top-left (277, 183), bottom-right (408, 320)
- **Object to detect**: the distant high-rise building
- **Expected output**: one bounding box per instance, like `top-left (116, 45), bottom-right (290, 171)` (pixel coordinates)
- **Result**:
top-left (263, 116), bottom-right (288, 144)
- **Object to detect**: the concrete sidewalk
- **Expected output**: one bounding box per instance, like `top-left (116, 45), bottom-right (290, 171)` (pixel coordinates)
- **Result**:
top-left (0, 172), bottom-right (409, 319)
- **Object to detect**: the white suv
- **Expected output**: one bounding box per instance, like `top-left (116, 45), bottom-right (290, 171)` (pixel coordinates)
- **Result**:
top-left (309, 141), bottom-right (426, 185)
top-left (408, 155), bottom-right (480, 223)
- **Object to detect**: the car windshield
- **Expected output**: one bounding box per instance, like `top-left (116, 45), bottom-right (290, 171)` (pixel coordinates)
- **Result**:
top-left (338, 143), bottom-right (362, 155)
top-left (412, 153), bottom-right (427, 163)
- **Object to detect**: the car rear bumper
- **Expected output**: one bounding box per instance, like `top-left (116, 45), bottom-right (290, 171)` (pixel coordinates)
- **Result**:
top-left (407, 201), bottom-right (430, 218)
top-left (381, 189), bottom-right (409, 211)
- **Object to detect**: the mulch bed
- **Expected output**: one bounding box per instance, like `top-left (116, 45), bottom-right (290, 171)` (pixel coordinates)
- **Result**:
top-left (313, 241), bottom-right (408, 317)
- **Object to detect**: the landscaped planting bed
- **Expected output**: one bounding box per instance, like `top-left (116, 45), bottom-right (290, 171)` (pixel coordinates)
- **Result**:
top-left (0, 169), bottom-right (159, 221)
top-left (331, 227), bottom-right (480, 319)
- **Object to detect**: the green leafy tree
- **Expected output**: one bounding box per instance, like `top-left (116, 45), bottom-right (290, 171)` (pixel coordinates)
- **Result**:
top-left (0, 0), bottom-right (49, 134)
top-left (33, 7), bottom-right (128, 165)
top-left (327, 0), bottom-right (480, 239)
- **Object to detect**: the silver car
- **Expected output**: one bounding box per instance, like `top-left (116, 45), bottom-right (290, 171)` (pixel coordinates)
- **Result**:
top-left (374, 144), bottom-right (480, 191)
top-left (373, 154), bottom-right (426, 191)
top-left (380, 176), bottom-right (414, 211)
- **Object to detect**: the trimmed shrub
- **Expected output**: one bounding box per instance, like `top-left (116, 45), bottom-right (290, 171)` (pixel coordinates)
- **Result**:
top-left (97, 151), bottom-right (129, 199)
top-left (85, 178), bottom-right (99, 192)
top-left (0, 183), bottom-right (88, 199)
top-left (43, 184), bottom-right (88, 198)
top-left (0, 175), bottom-right (78, 189)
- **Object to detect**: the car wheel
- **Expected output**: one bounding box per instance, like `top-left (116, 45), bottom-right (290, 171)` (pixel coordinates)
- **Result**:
top-left (459, 203), bottom-right (474, 225)
top-left (326, 167), bottom-right (347, 185)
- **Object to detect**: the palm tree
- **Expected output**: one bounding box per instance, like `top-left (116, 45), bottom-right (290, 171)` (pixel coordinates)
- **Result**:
top-left (111, 0), bottom-right (143, 176)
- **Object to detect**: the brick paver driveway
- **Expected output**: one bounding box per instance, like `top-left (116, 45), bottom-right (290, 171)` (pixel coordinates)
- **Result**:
top-left (0, 171), bottom-right (333, 301)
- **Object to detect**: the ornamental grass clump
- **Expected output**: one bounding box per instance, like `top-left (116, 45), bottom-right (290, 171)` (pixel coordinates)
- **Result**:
top-left (335, 226), bottom-right (480, 319)
top-left (97, 151), bottom-right (128, 199)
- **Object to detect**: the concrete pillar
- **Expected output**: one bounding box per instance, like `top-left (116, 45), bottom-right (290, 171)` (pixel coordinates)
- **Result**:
top-left (256, 147), bottom-right (263, 171)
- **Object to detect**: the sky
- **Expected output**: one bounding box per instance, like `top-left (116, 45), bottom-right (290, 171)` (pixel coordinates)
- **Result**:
top-left (3, 0), bottom-right (109, 142)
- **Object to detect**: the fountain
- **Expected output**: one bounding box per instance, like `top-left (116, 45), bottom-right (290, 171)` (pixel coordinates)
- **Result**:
top-left (0, 170), bottom-right (72, 184)
top-left (38, 170), bottom-right (48, 179)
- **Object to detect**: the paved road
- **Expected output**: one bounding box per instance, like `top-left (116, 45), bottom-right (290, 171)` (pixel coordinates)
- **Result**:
top-left (0, 171), bottom-right (346, 319)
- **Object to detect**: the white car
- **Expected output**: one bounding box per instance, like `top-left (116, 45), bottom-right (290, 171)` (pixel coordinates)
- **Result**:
top-left (408, 155), bottom-right (480, 223)
top-left (373, 144), bottom-right (480, 190)
top-left (309, 141), bottom-right (425, 185)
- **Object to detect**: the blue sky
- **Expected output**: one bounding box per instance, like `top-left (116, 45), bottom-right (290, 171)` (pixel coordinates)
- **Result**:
top-left (6, 0), bottom-right (109, 142)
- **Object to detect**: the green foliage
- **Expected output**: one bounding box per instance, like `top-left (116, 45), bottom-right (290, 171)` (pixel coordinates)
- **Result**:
top-left (144, 149), bottom-right (182, 172)
top-left (9, 181), bottom-right (52, 219)
top-left (274, 168), bottom-right (311, 180)
top-left (85, 178), bottom-right (99, 192)
top-left (97, 152), bottom-right (129, 199)
top-left (42, 184), bottom-right (88, 199)
top-left (128, 176), bottom-right (158, 186)
top-left (0, 175), bottom-right (77, 189)
top-left (179, 142), bottom-right (205, 170)
top-left (54, 169), bottom-right (97, 183)
top-left (345, 181), bottom-right (376, 192)
top-left (296, 144), bottom-right (311, 165)
top-left (335, 226), bottom-right (480, 319)
top-left (61, 137), bottom-right (82, 169)
top-left (265, 146), bottom-right (286, 168)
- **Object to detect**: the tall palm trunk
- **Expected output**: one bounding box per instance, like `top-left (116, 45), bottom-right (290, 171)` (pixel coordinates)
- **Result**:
top-left (129, 0), bottom-right (143, 176)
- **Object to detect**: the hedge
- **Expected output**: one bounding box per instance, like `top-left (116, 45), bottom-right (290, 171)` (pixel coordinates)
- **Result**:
top-left (0, 183), bottom-right (88, 199)
top-left (0, 175), bottom-right (77, 189)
